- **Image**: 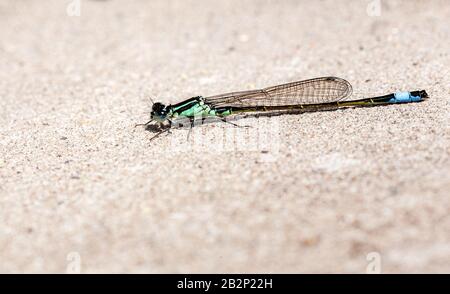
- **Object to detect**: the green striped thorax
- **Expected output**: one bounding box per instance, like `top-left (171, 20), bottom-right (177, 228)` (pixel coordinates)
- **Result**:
top-left (150, 96), bottom-right (233, 124)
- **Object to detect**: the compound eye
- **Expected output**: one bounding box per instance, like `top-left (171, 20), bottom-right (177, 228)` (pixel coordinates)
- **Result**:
top-left (152, 102), bottom-right (164, 112)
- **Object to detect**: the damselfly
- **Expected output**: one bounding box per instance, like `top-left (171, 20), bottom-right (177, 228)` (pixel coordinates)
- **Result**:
top-left (137, 77), bottom-right (428, 141)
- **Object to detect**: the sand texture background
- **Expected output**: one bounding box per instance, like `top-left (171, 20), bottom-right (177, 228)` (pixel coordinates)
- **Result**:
top-left (0, 0), bottom-right (449, 273)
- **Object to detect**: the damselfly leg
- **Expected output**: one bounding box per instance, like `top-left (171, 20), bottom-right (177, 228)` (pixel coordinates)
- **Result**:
top-left (135, 120), bottom-right (153, 127)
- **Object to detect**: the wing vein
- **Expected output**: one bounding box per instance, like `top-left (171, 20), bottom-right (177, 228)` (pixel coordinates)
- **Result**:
top-left (204, 77), bottom-right (352, 108)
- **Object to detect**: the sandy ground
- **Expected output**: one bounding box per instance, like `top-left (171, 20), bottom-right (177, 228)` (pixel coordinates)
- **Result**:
top-left (0, 0), bottom-right (449, 273)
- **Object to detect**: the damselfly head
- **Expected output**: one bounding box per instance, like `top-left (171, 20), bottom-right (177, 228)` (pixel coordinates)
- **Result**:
top-left (150, 102), bottom-right (168, 122)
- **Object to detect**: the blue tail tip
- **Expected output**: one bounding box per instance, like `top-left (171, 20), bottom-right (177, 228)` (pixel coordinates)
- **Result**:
top-left (394, 90), bottom-right (428, 103)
